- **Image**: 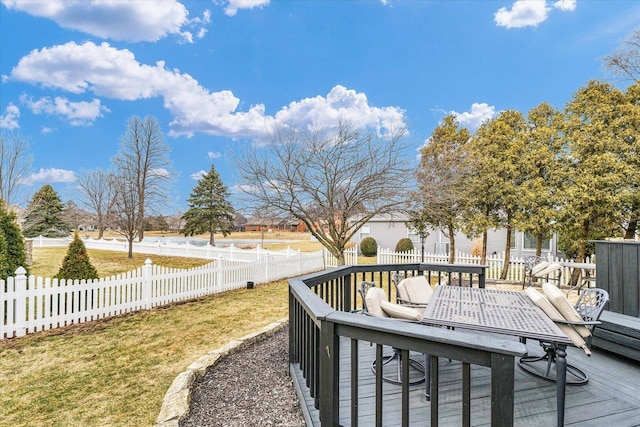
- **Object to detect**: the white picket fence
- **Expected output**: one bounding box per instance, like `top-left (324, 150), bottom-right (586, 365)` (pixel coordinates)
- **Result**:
top-left (1, 250), bottom-right (325, 339)
top-left (323, 245), bottom-right (360, 267)
top-left (6, 235), bottom-right (592, 339)
top-left (28, 235), bottom-right (315, 262)
top-left (376, 246), bottom-right (594, 286)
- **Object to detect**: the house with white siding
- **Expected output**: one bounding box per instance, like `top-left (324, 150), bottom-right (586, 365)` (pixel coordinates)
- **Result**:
top-left (350, 213), bottom-right (560, 259)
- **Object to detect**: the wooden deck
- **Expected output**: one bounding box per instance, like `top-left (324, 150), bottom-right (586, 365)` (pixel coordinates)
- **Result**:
top-left (292, 332), bottom-right (640, 426)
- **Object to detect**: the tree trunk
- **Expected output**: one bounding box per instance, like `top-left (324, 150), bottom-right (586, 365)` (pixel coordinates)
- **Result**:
top-left (624, 205), bottom-right (638, 239)
top-left (209, 232), bottom-right (215, 246)
top-left (448, 222), bottom-right (456, 264)
top-left (500, 224), bottom-right (512, 280)
top-left (481, 231), bottom-right (488, 264)
top-left (127, 238), bottom-right (133, 258)
top-left (536, 233), bottom-right (543, 257)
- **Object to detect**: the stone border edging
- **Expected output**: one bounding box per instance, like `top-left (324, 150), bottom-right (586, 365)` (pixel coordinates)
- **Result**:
top-left (154, 318), bottom-right (289, 427)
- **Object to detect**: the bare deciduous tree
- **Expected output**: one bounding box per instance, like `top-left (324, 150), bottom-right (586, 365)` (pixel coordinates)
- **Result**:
top-left (110, 171), bottom-right (142, 258)
top-left (237, 122), bottom-right (411, 265)
top-left (0, 132), bottom-right (32, 206)
top-left (604, 28), bottom-right (640, 82)
top-left (76, 168), bottom-right (115, 239)
top-left (62, 200), bottom-right (84, 231)
top-left (112, 116), bottom-right (172, 243)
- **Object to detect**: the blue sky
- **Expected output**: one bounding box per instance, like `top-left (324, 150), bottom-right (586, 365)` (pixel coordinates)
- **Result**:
top-left (1, 0), bottom-right (639, 215)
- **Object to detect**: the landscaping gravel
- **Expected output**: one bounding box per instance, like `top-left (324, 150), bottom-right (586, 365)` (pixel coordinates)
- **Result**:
top-left (180, 326), bottom-right (306, 427)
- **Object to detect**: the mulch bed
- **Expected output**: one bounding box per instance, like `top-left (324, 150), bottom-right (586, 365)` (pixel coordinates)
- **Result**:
top-left (180, 327), bottom-right (306, 426)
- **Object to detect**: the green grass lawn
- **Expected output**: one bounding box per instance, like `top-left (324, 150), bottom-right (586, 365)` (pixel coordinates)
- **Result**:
top-left (1, 247), bottom-right (290, 427)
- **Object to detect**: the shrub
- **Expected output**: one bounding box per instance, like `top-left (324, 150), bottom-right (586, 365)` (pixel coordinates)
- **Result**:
top-left (0, 202), bottom-right (28, 279)
top-left (470, 238), bottom-right (483, 257)
top-left (395, 238), bottom-right (414, 253)
top-left (360, 237), bottom-right (377, 257)
top-left (55, 232), bottom-right (99, 280)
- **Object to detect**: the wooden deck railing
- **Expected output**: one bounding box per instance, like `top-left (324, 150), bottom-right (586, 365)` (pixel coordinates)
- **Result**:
top-left (288, 263), bottom-right (527, 426)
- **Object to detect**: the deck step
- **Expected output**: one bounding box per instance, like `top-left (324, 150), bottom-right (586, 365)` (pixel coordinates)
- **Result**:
top-left (592, 311), bottom-right (640, 362)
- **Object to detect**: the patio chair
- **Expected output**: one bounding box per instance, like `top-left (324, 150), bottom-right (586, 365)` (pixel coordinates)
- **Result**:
top-left (523, 258), bottom-right (562, 289)
top-left (393, 275), bottom-right (433, 315)
top-left (519, 283), bottom-right (610, 385)
top-left (359, 281), bottom-right (425, 386)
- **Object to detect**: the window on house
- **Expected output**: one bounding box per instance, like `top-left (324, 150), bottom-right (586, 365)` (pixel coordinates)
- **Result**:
top-left (407, 228), bottom-right (419, 244)
top-left (510, 229), bottom-right (516, 250)
top-left (359, 225), bottom-right (370, 241)
top-left (523, 231), bottom-right (550, 251)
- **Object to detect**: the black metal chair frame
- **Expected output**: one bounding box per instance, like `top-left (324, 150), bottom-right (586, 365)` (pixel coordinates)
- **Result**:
top-left (522, 256), bottom-right (562, 289)
top-left (391, 272), bottom-right (430, 311)
top-left (518, 288), bottom-right (610, 385)
top-left (359, 281), bottom-right (425, 386)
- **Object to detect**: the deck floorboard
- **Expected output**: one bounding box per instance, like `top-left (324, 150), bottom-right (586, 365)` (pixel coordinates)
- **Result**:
top-left (293, 332), bottom-right (640, 426)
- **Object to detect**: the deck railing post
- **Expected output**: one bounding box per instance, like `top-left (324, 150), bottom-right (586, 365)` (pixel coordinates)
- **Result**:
top-left (319, 318), bottom-right (339, 426)
top-left (344, 274), bottom-right (352, 312)
top-left (490, 353), bottom-right (515, 427)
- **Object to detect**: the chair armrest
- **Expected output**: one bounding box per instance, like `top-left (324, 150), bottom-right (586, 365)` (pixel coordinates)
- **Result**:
top-left (396, 297), bottom-right (427, 309)
top-left (554, 319), bottom-right (601, 327)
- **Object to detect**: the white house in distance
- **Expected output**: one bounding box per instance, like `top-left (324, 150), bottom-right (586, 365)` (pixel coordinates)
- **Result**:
top-left (350, 214), bottom-right (560, 259)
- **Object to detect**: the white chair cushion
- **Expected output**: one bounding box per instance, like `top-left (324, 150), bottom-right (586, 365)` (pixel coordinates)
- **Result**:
top-left (524, 287), bottom-right (590, 355)
top-left (534, 262), bottom-right (562, 276)
top-left (396, 280), bottom-right (410, 301)
top-left (398, 276), bottom-right (433, 304)
top-left (365, 286), bottom-right (388, 318)
top-left (542, 282), bottom-right (590, 338)
top-left (380, 299), bottom-right (423, 321)
top-left (531, 261), bottom-right (550, 275)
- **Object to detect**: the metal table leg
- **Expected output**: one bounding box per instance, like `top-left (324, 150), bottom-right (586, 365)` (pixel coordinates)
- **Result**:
top-left (556, 345), bottom-right (567, 427)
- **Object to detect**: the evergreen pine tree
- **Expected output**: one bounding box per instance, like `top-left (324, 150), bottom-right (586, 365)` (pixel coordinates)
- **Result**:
top-left (55, 232), bottom-right (99, 280)
top-left (0, 225), bottom-right (8, 280)
top-left (182, 165), bottom-right (235, 245)
top-left (0, 200), bottom-right (28, 279)
top-left (22, 184), bottom-right (70, 238)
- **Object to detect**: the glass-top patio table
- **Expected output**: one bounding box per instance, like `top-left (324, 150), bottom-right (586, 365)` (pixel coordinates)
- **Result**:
top-left (422, 285), bottom-right (574, 427)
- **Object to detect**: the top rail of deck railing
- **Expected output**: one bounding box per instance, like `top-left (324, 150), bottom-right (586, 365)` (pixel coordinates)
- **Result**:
top-left (288, 263), bottom-right (526, 426)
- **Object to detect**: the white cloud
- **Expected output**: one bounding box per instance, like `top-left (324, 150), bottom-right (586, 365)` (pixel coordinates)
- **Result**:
top-left (0, 103), bottom-right (20, 130)
top-left (494, 0), bottom-right (577, 28)
top-left (231, 183), bottom-right (255, 194)
top-left (208, 151), bottom-right (222, 159)
top-left (150, 168), bottom-right (172, 178)
top-left (224, 0), bottom-right (270, 17)
top-left (22, 167), bottom-right (76, 185)
top-left (7, 42), bottom-right (405, 138)
top-left (20, 94), bottom-right (108, 126)
top-left (273, 85), bottom-right (406, 137)
top-left (553, 0), bottom-right (576, 12)
top-left (450, 103), bottom-right (496, 131)
top-left (191, 170), bottom-right (206, 180)
top-left (41, 126), bottom-right (54, 134)
top-left (494, 0), bottom-right (550, 28)
top-left (1, 0), bottom-right (208, 43)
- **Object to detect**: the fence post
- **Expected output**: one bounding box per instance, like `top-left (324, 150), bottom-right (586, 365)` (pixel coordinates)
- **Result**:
top-left (217, 255), bottom-right (224, 290)
top-left (143, 259), bottom-right (152, 309)
top-left (265, 253), bottom-right (270, 283)
top-left (15, 266), bottom-right (27, 337)
top-left (297, 249), bottom-right (302, 276)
